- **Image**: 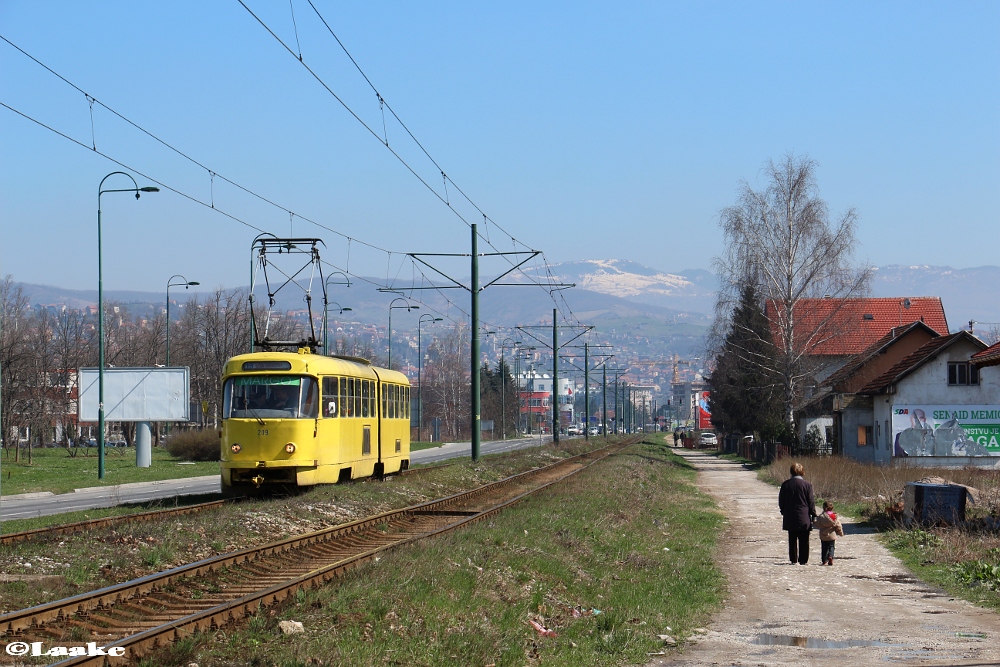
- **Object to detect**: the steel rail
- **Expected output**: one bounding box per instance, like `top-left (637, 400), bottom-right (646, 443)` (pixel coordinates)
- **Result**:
top-left (0, 500), bottom-right (228, 547)
top-left (95, 442), bottom-right (628, 665)
top-left (1, 441), bottom-right (631, 649)
top-left (0, 462), bottom-right (452, 548)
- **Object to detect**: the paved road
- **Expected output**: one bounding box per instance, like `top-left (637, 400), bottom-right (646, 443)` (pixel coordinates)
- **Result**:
top-left (0, 435), bottom-right (558, 521)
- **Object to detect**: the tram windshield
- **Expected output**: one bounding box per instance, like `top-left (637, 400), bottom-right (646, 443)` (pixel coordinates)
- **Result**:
top-left (223, 375), bottom-right (318, 420)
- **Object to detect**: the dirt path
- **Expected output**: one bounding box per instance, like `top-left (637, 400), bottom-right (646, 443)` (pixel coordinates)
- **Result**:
top-left (654, 449), bottom-right (1000, 666)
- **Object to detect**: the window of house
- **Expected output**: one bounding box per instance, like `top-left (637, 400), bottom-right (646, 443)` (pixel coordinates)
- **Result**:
top-left (948, 362), bottom-right (979, 386)
top-left (858, 425), bottom-right (872, 446)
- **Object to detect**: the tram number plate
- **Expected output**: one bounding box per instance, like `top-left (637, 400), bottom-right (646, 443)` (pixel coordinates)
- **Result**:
top-left (258, 429), bottom-right (269, 436)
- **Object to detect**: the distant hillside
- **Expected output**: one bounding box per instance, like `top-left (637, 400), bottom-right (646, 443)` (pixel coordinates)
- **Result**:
top-left (871, 265), bottom-right (1000, 329)
top-left (523, 259), bottom-right (718, 315)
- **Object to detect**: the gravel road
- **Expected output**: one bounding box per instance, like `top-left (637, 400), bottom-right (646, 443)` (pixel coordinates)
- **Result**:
top-left (653, 449), bottom-right (1000, 667)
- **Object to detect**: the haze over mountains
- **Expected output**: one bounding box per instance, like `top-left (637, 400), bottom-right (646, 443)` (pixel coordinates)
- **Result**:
top-left (16, 261), bottom-right (999, 337)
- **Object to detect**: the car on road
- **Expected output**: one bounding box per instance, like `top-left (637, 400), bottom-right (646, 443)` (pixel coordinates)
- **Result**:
top-left (699, 432), bottom-right (718, 447)
top-left (567, 425), bottom-right (582, 436)
top-left (588, 426), bottom-right (600, 436)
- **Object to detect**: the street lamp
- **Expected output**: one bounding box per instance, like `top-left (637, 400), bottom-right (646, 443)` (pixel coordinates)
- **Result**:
top-left (323, 301), bottom-right (352, 356)
top-left (417, 314), bottom-right (443, 442)
top-left (387, 298), bottom-right (418, 369)
top-left (323, 272), bottom-right (351, 355)
top-left (499, 338), bottom-right (518, 440)
top-left (165, 275), bottom-right (198, 442)
top-left (166, 275), bottom-right (199, 368)
top-left (98, 172), bottom-right (158, 480)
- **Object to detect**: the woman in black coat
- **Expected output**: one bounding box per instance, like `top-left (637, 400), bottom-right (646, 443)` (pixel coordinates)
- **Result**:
top-left (778, 462), bottom-right (817, 564)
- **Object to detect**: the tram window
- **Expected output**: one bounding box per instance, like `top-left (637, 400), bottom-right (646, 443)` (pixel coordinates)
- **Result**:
top-left (300, 378), bottom-right (318, 419)
top-left (392, 384), bottom-right (399, 419)
top-left (361, 380), bottom-right (370, 418)
top-left (224, 375), bottom-right (316, 420)
top-left (346, 378), bottom-right (355, 417)
top-left (340, 377), bottom-right (347, 418)
top-left (370, 381), bottom-right (377, 418)
top-left (381, 384), bottom-right (387, 418)
top-left (405, 387), bottom-right (410, 419)
top-left (322, 377), bottom-right (338, 418)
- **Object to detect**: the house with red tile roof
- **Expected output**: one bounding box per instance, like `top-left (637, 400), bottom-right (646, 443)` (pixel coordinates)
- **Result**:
top-left (766, 296), bottom-right (948, 368)
top-left (796, 321), bottom-right (941, 458)
top-left (971, 341), bottom-right (1000, 369)
top-left (856, 331), bottom-right (1000, 466)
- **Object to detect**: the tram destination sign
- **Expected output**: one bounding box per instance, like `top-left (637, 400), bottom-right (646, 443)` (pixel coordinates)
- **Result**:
top-left (78, 367), bottom-right (190, 422)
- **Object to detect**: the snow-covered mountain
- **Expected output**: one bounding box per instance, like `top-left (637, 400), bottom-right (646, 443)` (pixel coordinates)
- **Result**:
top-left (527, 259), bottom-right (718, 315)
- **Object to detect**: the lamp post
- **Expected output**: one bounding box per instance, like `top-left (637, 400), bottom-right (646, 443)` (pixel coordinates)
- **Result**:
top-left (166, 275), bottom-right (199, 368)
top-left (387, 298), bottom-right (418, 369)
top-left (97, 172), bottom-right (158, 480)
top-left (323, 272), bottom-right (351, 355)
top-left (323, 301), bottom-right (352, 356)
top-left (417, 314), bottom-right (442, 442)
top-left (165, 275), bottom-right (198, 442)
top-left (499, 338), bottom-right (516, 440)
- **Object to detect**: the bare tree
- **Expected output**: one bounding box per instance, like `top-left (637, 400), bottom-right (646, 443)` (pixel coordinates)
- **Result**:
top-left (422, 325), bottom-right (470, 440)
top-left (713, 154), bottom-right (871, 433)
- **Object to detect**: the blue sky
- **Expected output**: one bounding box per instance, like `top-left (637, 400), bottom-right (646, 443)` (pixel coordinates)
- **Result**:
top-left (1, 1), bottom-right (998, 295)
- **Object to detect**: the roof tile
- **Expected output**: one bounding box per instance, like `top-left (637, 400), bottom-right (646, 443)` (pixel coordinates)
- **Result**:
top-left (766, 297), bottom-right (948, 357)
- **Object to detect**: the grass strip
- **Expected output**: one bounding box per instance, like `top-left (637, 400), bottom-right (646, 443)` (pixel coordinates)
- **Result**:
top-left (0, 439), bottom-right (606, 614)
top-left (0, 447), bottom-right (218, 496)
top-left (153, 437), bottom-right (725, 667)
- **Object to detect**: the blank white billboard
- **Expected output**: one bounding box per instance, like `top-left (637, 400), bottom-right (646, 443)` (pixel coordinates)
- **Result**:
top-left (78, 367), bottom-right (190, 422)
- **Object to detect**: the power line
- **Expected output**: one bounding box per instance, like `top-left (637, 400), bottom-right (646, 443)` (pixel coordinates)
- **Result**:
top-left (2, 29), bottom-right (577, 327)
top-left (232, 3), bottom-right (577, 315)
top-left (0, 99), bottom-right (479, 331)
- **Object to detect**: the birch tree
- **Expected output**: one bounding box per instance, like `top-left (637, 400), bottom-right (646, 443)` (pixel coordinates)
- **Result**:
top-left (713, 155), bottom-right (871, 433)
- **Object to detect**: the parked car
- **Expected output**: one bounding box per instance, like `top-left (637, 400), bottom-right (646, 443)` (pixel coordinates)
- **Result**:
top-left (699, 432), bottom-right (718, 447)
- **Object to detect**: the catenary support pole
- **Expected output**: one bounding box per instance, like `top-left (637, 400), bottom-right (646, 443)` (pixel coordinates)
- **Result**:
top-left (584, 342), bottom-right (589, 440)
top-left (552, 308), bottom-right (559, 443)
top-left (602, 364), bottom-right (607, 438)
top-left (471, 224), bottom-right (481, 461)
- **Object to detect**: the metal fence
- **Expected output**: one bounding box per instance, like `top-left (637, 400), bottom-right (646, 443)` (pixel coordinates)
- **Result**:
top-left (721, 433), bottom-right (831, 464)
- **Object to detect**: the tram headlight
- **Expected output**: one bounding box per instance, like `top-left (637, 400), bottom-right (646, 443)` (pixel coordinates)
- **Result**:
top-left (285, 443), bottom-right (296, 454)
top-left (230, 443), bottom-right (242, 453)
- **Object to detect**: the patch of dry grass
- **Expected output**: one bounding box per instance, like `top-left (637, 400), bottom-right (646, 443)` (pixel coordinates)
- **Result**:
top-left (760, 455), bottom-right (1000, 520)
top-left (761, 455), bottom-right (1000, 609)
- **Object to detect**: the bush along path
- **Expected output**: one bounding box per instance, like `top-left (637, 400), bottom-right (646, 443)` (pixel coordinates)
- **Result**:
top-left (653, 450), bottom-right (1000, 667)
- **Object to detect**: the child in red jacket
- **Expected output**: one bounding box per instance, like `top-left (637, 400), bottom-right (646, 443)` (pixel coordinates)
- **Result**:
top-left (813, 500), bottom-right (844, 565)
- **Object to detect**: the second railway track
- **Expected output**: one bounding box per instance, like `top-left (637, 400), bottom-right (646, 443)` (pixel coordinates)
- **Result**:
top-left (1, 439), bottom-right (635, 666)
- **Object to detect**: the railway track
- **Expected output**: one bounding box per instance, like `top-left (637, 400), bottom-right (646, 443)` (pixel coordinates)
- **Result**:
top-left (0, 462), bottom-right (453, 548)
top-left (1, 439), bottom-right (634, 665)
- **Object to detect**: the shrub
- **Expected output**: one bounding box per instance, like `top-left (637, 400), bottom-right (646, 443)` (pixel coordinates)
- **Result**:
top-left (166, 429), bottom-right (220, 462)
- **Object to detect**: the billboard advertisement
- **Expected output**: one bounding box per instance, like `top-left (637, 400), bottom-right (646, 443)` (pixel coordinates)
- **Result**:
top-left (891, 405), bottom-right (1000, 457)
top-left (78, 367), bottom-right (190, 422)
top-left (697, 391), bottom-right (712, 430)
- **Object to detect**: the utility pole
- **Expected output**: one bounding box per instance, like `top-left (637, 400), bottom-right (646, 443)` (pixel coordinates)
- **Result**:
top-left (517, 319), bottom-right (592, 444)
top-left (397, 231), bottom-right (570, 461)
top-left (583, 342), bottom-right (589, 440)
top-left (602, 363), bottom-right (607, 438)
top-left (471, 225), bottom-right (481, 459)
top-left (552, 308), bottom-right (559, 442)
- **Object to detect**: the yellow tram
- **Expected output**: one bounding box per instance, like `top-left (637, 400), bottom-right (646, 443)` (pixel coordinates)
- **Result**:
top-left (220, 348), bottom-right (411, 492)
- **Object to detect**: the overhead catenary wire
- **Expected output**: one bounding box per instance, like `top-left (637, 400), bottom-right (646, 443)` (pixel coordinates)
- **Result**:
top-left (0, 99), bottom-right (473, 330)
top-left (1, 28), bottom-right (578, 329)
top-left (232, 3), bottom-right (577, 316)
